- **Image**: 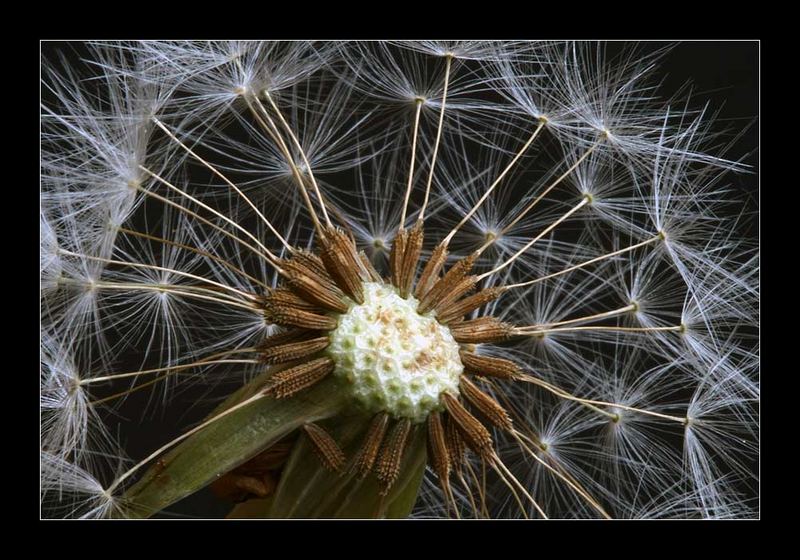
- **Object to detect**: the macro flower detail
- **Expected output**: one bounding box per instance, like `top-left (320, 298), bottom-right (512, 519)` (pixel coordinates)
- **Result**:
top-left (40, 40), bottom-right (758, 519)
top-left (327, 281), bottom-right (463, 423)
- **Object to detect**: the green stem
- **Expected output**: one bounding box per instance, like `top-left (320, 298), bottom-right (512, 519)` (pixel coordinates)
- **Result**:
top-left (119, 376), bottom-right (348, 518)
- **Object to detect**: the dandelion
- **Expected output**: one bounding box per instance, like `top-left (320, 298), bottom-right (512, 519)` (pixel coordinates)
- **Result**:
top-left (40, 40), bottom-right (758, 519)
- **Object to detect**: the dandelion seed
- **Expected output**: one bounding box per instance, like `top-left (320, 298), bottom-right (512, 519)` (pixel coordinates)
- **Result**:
top-left (41, 40), bottom-right (758, 519)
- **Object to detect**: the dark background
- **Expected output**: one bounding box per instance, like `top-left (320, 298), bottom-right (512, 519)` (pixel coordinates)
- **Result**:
top-left (39, 41), bottom-right (759, 518)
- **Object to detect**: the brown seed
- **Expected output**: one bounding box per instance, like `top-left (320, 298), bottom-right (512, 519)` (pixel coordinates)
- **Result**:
top-left (449, 317), bottom-right (514, 344)
top-left (431, 275), bottom-right (478, 315)
top-left (303, 423), bottom-right (346, 472)
top-left (459, 376), bottom-right (513, 431)
top-left (399, 221), bottom-right (424, 298)
top-left (427, 411), bottom-right (451, 487)
top-left (264, 304), bottom-right (338, 331)
top-left (376, 418), bottom-right (412, 495)
top-left (390, 227), bottom-right (408, 289)
top-left (359, 250), bottom-right (383, 282)
top-left (290, 250), bottom-right (331, 281)
top-left (444, 413), bottom-right (466, 472)
top-left (442, 393), bottom-right (493, 459)
top-left (438, 286), bottom-right (505, 324)
top-left (459, 351), bottom-right (521, 380)
top-left (263, 357), bottom-right (335, 398)
top-left (260, 336), bottom-right (330, 364)
top-left (281, 257), bottom-right (344, 302)
top-left (284, 268), bottom-right (349, 313)
top-left (414, 241), bottom-right (448, 300)
top-left (264, 288), bottom-right (323, 313)
top-left (320, 226), bottom-right (365, 304)
top-left (418, 252), bottom-right (477, 314)
top-left (352, 412), bottom-right (390, 478)
top-left (260, 328), bottom-right (318, 350)
top-left (332, 226), bottom-right (370, 281)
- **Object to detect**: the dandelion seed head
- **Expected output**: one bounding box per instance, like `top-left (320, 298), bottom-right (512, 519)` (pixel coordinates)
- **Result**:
top-left (41, 40), bottom-right (757, 519)
top-left (328, 282), bottom-right (462, 423)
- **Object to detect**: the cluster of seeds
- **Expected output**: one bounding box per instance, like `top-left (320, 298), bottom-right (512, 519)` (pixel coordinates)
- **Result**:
top-left (328, 282), bottom-right (463, 423)
top-left (255, 222), bottom-right (524, 499)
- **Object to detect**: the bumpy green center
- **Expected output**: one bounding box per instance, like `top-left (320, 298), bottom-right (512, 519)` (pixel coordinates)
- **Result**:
top-left (328, 282), bottom-right (462, 423)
